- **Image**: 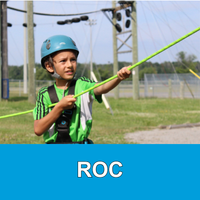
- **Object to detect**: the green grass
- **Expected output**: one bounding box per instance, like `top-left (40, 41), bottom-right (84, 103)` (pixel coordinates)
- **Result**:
top-left (0, 97), bottom-right (200, 144)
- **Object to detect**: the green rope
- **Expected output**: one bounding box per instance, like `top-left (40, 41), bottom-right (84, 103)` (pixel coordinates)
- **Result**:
top-left (72, 26), bottom-right (200, 98)
top-left (0, 109), bottom-right (33, 119)
top-left (0, 26), bottom-right (200, 119)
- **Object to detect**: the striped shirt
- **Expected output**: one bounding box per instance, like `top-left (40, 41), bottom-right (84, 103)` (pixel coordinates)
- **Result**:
top-left (33, 77), bottom-right (102, 143)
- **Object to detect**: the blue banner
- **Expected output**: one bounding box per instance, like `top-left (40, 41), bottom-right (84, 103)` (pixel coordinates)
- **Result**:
top-left (0, 145), bottom-right (199, 200)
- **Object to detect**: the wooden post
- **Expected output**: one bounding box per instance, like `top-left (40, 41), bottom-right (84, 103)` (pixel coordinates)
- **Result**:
top-left (112, 0), bottom-right (119, 99)
top-left (0, 1), bottom-right (2, 101)
top-left (2, 1), bottom-right (9, 99)
top-left (168, 79), bottom-right (172, 99)
top-left (131, 1), bottom-right (139, 100)
top-left (180, 81), bottom-right (184, 99)
top-left (27, 1), bottom-right (36, 104)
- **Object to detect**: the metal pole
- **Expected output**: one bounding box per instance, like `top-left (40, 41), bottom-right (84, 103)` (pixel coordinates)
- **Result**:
top-left (85, 19), bottom-right (96, 79)
top-left (2, 1), bottom-right (9, 99)
top-left (112, 0), bottom-right (119, 99)
top-left (131, 1), bottom-right (139, 100)
top-left (90, 21), bottom-right (92, 79)
top-left (27, 1), bottom-right (36, 104)
top-left (89, 20), bottom-right (93, 79)
top-left (23, 1), bottom-right (27, 94)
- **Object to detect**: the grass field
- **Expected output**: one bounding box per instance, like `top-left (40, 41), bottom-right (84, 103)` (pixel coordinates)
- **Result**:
top-left (0, 96), bottom-right (200, 144)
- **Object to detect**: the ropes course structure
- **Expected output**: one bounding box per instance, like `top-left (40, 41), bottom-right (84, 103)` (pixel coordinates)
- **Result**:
top-left (134, 1), bottom-right (200, 98)
top-left (4, 1), bottom-right (200, 100)
top-left (7, 1), bottom-right (200, 67)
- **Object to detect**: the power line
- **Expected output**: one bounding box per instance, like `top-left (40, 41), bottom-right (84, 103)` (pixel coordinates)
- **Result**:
top-left (172, 1), bottom-right (199, 28)
top-left (8, 29), bottom-right (24, 61)
top-left (147, 1), bottom-right (177, 75)
top-left (141, 1), bottom-right (200, 56)
top-left (7, 6), bottom-right (101, 17)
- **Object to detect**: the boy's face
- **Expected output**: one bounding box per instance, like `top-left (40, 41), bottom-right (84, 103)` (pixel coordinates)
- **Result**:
top-left (46, 50), bottom-right (77, 81)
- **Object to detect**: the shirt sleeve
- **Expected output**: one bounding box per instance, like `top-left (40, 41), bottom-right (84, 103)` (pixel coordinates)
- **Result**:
top-left (33, 88), bottom-right (49, 120)
top-left (89, 82), bottom-right (102, 103)
top-left (78, 77), bottom-right (102, 103)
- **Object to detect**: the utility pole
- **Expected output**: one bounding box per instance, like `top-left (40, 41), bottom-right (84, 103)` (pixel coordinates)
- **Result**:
top-left (23, 1), bottom-right (27, 94)
top-left (131, 1), bottom-right (139, 100)
top-left (112, 0), bottom-right (119, 99)
top-left (27, 1), bottom-right (36, 104)
top-left (1, 1), bottom-right (9, 100)
top-left (86, 19), bottom-right (113, 113)
top-left (0, 1), bottom-right (2, 101)
top-left (85, 19), bottom-right (96, 79)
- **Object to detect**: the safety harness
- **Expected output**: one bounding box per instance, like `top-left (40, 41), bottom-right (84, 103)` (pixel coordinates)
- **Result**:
top-left (47, 79), bottom-right (93, 144)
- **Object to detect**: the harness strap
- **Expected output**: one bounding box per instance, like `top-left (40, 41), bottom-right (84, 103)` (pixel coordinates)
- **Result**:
top-left (47, 79), bottom-right (77, 143)
top-left (48, 85), bottom-right (59, 104)
top-left (47, 79), bottom-right (76, 103)
top-left (47, 138), bottom-right (93, 144)
top-left (68, 79), bottom-right (76, 95)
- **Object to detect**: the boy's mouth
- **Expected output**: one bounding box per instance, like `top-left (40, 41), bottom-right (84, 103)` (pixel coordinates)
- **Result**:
top-left (65, 70), bottom-right (74, 75)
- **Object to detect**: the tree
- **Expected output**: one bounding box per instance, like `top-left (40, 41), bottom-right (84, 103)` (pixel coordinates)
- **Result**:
top-left (139, 67), bottom-right (157, 80)
top-left (35, 64), bottom-right (54, 80)
top-left (175, 51), bottom-right (197, 73)
top-left (9, 65), bottom-right (23, 79)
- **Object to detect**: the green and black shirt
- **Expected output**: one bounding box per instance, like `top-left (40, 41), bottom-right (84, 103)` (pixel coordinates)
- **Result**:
top-left (33, 77), bottom-right (102, 143)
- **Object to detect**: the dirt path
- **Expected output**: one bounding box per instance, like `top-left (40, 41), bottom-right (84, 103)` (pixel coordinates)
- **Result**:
top-left (124, 127), bottom-right (200, 144)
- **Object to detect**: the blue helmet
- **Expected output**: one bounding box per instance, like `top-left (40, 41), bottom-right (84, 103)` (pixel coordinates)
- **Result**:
top-left (41, 35), bottom-right (79, 68)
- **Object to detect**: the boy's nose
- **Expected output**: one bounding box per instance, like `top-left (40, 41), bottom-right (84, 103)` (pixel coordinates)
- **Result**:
top-left (66, 60), bottom-right (73, 67)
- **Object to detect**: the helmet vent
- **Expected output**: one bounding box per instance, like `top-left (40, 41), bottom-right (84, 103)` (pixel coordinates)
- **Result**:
top-left (46, 40), bottom-right (51, 50)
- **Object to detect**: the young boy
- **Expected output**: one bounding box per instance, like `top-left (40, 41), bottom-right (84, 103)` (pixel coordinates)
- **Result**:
top-left (33, 35), bottom-right (131, 144)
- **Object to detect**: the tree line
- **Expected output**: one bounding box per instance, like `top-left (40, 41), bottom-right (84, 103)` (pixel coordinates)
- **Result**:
top-left (8, 51), bottom-right (200, 81)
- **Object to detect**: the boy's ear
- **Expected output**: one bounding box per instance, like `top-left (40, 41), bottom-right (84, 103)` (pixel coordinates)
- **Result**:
top-left (45, 62), bottom-right (54, 73)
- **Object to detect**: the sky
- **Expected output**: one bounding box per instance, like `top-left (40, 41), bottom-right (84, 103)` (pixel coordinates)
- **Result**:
top-left (6, 0), bottom-right (200, 67)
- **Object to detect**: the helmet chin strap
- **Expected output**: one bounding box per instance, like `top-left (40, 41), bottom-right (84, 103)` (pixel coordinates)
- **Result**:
top-left (51, 66), bottom-right (76, 80)
top-left (51, 65), bottom-right (64, 79)
top-left (49, 56), bottom-right (63, 80)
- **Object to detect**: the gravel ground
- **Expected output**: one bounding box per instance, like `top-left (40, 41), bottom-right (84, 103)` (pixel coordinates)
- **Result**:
top-left (124, 126), bottom-right (200, 144)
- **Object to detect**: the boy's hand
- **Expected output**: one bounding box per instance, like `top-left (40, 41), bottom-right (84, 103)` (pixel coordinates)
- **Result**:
top-left (59, 95), bottom-right (76, 110)
top-left (117, 66), bottom-right (131, 81)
